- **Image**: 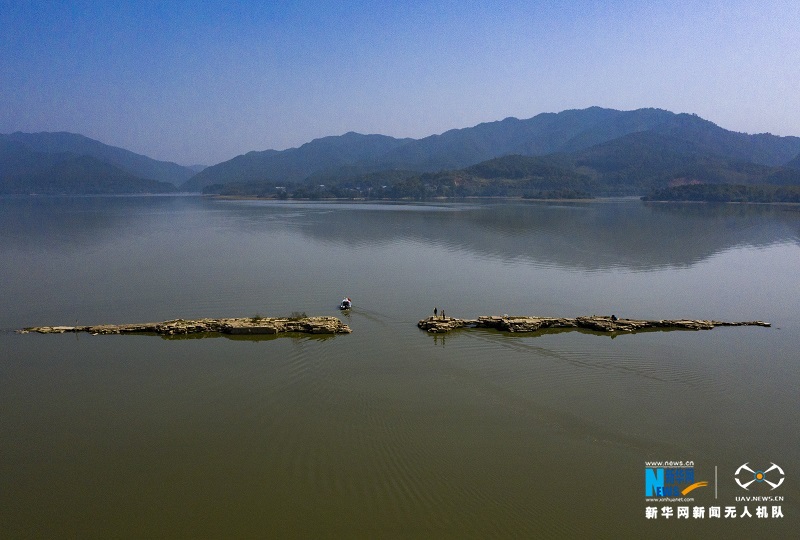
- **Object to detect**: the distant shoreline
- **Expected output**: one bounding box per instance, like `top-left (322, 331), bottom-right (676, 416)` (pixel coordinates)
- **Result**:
top-left (3, 193), bottom-right (796, 206)
top-left (209, 194), bottom-right (608, 203)
top-left (641, 199), bottom-right (800, 207)
top-left (208, 194), bottom-right (800, 206)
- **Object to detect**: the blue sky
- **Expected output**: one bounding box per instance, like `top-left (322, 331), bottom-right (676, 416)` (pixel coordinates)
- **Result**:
top-left (2, 0), bottom-right (798, 165)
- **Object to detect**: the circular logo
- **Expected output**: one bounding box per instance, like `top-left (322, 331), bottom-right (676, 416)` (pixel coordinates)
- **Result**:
top-left (735, 462), bottom-right (785, 490)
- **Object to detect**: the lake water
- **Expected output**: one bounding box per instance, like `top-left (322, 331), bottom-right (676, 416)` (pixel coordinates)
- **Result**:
top-left (1, 195), bottom-right (798, 537)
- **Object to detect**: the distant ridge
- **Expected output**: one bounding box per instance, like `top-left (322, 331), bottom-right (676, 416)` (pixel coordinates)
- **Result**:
top-left (0, 137), bottom-right (177, 194)
top-left (182, 107), bottom-right (800, 193)
top-left (1, 132), bottom-right (195, 185)
top-left (0, 153), bottom-right (175, 194)
top-left (182, 132), bottom-right (411, 192)
top-left (377, 107), bottom-right (673, 169)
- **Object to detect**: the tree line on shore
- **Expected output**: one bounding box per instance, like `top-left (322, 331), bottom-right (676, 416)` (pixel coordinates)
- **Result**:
top-left (642, 184), bottom-right (800, 203)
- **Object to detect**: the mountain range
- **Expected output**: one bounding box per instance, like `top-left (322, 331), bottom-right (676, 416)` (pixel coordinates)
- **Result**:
top-left (185, 107), bottom-right (800, 195)
top-left (0, 132), bottom-right (195, 194)
top-left (3, 107), bottom-right (800, 196)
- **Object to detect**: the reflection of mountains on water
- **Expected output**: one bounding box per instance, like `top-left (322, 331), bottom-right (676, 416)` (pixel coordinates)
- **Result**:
top-left (0, 195), bottom-right (209, 250)
top-left (294, 201), bottom-right (800, 271)
top-left (2, 196), bottom-right (798, 272)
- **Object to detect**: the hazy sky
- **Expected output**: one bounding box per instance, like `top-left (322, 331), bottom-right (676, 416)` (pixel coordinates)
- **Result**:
top-left (2, 0), bottom-right (799, 165)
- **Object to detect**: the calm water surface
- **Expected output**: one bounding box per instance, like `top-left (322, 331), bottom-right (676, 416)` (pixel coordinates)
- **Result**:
top-left (1, 196), bottom-right (798, 537)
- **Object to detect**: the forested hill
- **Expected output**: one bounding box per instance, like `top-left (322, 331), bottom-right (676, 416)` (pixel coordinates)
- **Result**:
top-left (206, 148), bottom-right (800, 200)
top-left (182, 107), bottom-right (800, 193)
top-left (0, 151), bottom-right (176, 194)
top-left (1, 132), bottom-right (195, 185)
top-left (182, 132), bottom-right (412, 192)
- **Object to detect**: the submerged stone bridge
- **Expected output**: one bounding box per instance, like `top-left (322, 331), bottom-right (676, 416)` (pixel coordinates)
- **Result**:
top-left (417, 315), bottom-right (770, 334)
top-left (20, 316), bottom-right (352, 336)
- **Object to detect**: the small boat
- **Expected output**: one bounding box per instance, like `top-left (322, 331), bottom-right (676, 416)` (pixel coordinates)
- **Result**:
top-left (339, 297), bottom-right (352, 310)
